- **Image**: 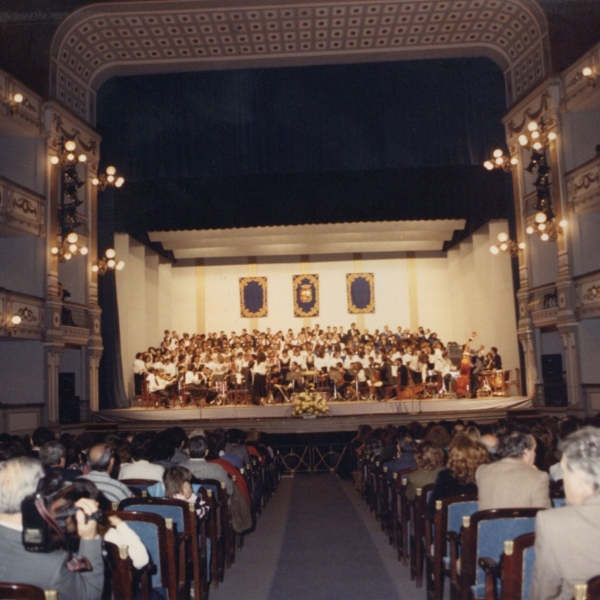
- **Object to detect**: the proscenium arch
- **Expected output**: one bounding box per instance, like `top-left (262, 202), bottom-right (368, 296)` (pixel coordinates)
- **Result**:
top-left (50, 0), bottom-right (549, 125)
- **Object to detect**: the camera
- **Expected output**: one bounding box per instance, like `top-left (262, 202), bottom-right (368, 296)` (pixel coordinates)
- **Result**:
top-left (21, 474), bottom-right (100, 553)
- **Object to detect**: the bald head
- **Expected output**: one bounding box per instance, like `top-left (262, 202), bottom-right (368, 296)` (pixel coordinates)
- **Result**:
top-left (480, 433), bottom-right (499, 455)
top-left (88, 443), bottom-right (113, 472)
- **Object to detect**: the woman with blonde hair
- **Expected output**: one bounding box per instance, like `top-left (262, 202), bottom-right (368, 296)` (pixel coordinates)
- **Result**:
top-left (406, 441), bottom-right (446, 502)
top-left (427, 434), bottom-right (491, 516)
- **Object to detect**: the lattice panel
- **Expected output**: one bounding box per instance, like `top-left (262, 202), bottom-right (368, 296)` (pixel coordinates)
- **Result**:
top-left (52, 0), bottom-right (548, 122)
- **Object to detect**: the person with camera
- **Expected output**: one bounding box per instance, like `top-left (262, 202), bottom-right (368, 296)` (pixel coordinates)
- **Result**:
top-left (0, 456), bottom-right (105, 600)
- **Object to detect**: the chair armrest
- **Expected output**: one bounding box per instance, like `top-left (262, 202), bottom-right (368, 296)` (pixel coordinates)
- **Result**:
top-left (478, 557), bottom-right (501, 600)
top-left (447, 531), bottom-right (462, 583)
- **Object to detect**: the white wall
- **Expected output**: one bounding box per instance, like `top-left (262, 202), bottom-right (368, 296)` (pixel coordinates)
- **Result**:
top-left (116, 222), bottom-right (521, 395)
top-left (579, 319), bottom-right (600, 384)
top-left (0, 236), bottom-right (46, 297)
top-left (571, 213), bottom-right (600, 278)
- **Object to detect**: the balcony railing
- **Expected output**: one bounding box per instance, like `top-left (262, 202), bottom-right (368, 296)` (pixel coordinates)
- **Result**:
top-left (0, 289), bottom-right (44, 340)
top-left (527, 284), bottom-right (558, 327)
top-left (61, 301), bottom-right (90, 345)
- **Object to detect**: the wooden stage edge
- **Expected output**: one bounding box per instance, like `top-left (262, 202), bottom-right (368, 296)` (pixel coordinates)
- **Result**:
top-left (93, 396), bottom-right (536, 434)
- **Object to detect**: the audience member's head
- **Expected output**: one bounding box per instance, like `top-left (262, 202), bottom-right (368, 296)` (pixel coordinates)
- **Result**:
top-left (480, 433), bottom-right (499, 456)
top-left (188, 436), bottom-right (209, 459)
top-left (447, 434), bottom-right (491, 484)
top-left (496, 430), bottom-right (536, 465)
top-left (88, 443), bottom-right (114, 473)
top-left (39, 440), bottom-right (66, 468)
top-left (560, 426), bottom-right (600, 505)
top-left (426, 425), bottom-right (452, 449)
top-left (31, 427), bottom-right (55, 450)
top-left (414, 441), bottom-right (445, 471)
top-left (0, 457), bottom-right (44, 514)
top-left (164, 465), bottom-right (193, 499)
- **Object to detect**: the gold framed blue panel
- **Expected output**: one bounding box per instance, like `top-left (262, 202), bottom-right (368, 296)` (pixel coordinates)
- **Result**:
top-left (346, 273), bottom-right (375, 314)
top-left (293, 274), bottom-right (319, 317)
top-left (239, 277), bottom-right (268, 318)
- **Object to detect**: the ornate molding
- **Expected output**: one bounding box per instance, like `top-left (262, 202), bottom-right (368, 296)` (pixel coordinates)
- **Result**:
top-left (0, 176), bottom-right (46, 237)
top-left (49, 0), bottom-right (549, 123)
top-left (506, 90), bottom-right (550, 136)
top-left (566, 157), bottom-right (600, 216)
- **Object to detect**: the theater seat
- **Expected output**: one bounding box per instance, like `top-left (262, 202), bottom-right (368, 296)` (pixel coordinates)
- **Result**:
top-left (0, 583), bottom-right (56, 600)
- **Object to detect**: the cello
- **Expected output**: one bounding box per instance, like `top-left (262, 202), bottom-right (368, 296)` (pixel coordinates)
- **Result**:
top-left (455, 331), bottom-right (477, 398)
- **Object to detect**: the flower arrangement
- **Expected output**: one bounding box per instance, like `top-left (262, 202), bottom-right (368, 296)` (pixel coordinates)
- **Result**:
top-left (291, 384), bottom-right (330, 417)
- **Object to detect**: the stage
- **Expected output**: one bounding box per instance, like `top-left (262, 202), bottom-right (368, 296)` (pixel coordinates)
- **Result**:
top-left (94, 395), bottom-right (534, 434)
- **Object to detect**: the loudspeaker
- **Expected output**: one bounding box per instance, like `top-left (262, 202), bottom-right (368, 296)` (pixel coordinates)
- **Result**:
top-left (541, 354), bottom-right (567, 407)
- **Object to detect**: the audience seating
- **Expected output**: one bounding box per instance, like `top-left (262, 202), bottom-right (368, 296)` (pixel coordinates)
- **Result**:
top-left (110, 510), bottom-right (178, 600)
top-left (392, 469), bottom-right (417, 565)
top-left (0, 584), bottom-right (57, 600)
top-left (423, 494), bottom-right (478, 600)
top-left (408, 483), bottom-right (435, 588)
top-left (119, 497), bottom-right (204, 600)
top-left (121, 478), bottom-right (159, 497)
top-left (575, 575), bottom-right (600, 600)
top-left (104, 541), bottom-right (152, 600)
top-left (479, 531), bottom-right (535, 600)
top-left (449, 508), bottom-right (541, 600)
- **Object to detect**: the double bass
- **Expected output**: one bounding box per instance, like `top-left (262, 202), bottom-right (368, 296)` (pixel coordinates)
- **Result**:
top-left (455, 331), bottom-right (477, 398)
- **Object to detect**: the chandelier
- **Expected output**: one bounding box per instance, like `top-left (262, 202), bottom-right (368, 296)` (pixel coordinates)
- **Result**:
top-left (490, 232), bottom-right (525, 257)
top-left (483, 148), bottom-right (518, 172)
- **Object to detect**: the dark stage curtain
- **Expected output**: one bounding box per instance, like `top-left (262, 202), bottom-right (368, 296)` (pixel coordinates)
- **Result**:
top-left (96, 57), bottom-right (506, 182)
top-left (98, 187), bottom-right (130, 409)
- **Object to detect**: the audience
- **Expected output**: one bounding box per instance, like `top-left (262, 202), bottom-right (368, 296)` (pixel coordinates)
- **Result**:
top-left (80, 443), bottom-right (133, 503)
top-left (118, 433), bottom-right (165, 482)
top-left (476, 430), bottom-right (551, 510)
top-left (531, 426), bottom-right (600, 600)
top-left (405, 440), bottom-right (446, 502)
top-left (0, 457), bottom-right (104, 599)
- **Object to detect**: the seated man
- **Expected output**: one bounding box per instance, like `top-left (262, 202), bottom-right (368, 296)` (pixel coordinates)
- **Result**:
top-left (531, 426), bottom-right (600, 600)
top-left (0, 457), bottom-right (104, 600)
top-left (476, 430), bottom-right (551, 510)
top-left (79, 443), bottom-right (133, 504)
top-left (186, 436), bottom-right (233, 496)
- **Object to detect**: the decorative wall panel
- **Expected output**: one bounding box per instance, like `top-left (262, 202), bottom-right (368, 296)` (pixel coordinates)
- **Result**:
top-left (293, 274), bottom-right (319, 317)
top-left (240, 276), bottom-right (268, 317)
top-left (346, 272), bottom-right (375, 314)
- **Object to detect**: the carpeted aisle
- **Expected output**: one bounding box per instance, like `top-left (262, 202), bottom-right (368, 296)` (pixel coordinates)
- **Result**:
top-left (211, 474), bottom-right (418, 600)
top-left (267, 474), bottom-right (403, 600)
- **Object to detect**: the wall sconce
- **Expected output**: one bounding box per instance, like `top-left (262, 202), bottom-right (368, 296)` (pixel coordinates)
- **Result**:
top-left (92, 248), bottom-right (125, 275)
top-left (582, 67), bottom-right (597, 86)
top-left (51, 231), bottom-right (88, 262)
top-left (490, 232), bottom-right (525, 257)
top-left (8, 92), bottom-right (23, 115)
top-left (10, 315), bottom-right (22, 326)
top-left (483, 149), bottom-right (518, 172)
top-left (92, 166), bottom-right (125, 191)
top-left (526, 216), bottom-right (568, 242)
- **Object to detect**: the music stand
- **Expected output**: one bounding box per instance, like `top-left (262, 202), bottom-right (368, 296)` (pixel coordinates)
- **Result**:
top-left (328, 369), bottom-right (342, 400)
top-left (211, 373), bottom-right (227, 405)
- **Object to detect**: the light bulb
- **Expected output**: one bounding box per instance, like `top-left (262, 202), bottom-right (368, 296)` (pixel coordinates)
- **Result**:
top-left (11, 315), bottom-right (22, 325)
top-left (51, 246), bottom-right (59, 255)
top-left (69, 243), bottom-right (78, 253)
top-left (493, 149), bottom-right (503, 158)
top-left (535, 212), bottom-right (547, 223)
top-left (115, 177), bottom-right (125, 187)
top-left (526, 226), bottom-right (535, 235)
top-left (107, 259), bottom-right (116, 269)
top-left (80, 246), bottom-right (88, 255)
top-left (92, 178), bottom-right (99, 186)
top-left (540, 233), bottom-right (550, 241)
top-left (559, 219), bottom-right (568, 228)
top-left (490, 245), bottom-right (500, 255)
top-left (64, 252), bottom-right (72, 260)
top-left (582, 67), bottom-right (593, 77)
top-left (107, 175), bottom-right (115, 183)
top-left (527, 121), bottom-right (538, 132)
top-left (531, 130), bottom-right (540, 139)
top-left (497, 232), bottom-right (509, 243)
top-left (106, 166), bottom-right (116, 175)
top-left (510, 157), bottom-right (518, 165)
top-left (12, 93), bottom-right (23, 104)
top-left (116, 261), bottom-right (125, 270)
top-left (495, 157), bottom-right (504, 165)
top-left (64, 140), bottom-right (76, 152)
top-left (538, 222), bottom-right (547, 231)
top-left (78, 154), bottom-right (87, 163)
top-left (105, 248), bottom-right (116, 259)
top-left (66, 232), bottom-right (78, 243)
top-left (532, 142), bottom-right (542, 150)
top-left (518, 134), bottom-right (528, 146)
top-left (66, 153), bottom-right (75, 161)
top-left (50, 156), bottom-right (59, 165)
top-left (483, 161), bottom-right (494, 170)
top-left (92, 265), bottom-right (99, 272)
top-left (518, 242), bottom-right (526, 250)
top-left (499, 243), bottom-right (508, 252)
top-left (548, 132), bottom-right (557, 141)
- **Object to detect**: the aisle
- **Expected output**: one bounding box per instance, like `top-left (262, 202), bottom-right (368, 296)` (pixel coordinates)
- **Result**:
top-left (211, 474), bottom-right (420, 600)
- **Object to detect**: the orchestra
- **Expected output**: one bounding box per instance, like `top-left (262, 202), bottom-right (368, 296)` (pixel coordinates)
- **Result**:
top-left (135, 324), bottom-right (506, 407)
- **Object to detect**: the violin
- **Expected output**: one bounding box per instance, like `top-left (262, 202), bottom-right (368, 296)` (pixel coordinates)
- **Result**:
top-left (455, 331), bottom-right (477, 398)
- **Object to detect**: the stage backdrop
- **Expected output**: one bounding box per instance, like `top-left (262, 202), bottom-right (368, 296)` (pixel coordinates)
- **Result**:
top-left (115, 220), bottom-right (520, 399)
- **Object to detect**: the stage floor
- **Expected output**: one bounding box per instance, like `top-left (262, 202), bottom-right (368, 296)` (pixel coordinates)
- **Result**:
top-left (95, 396), bottom-right (534, 434)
